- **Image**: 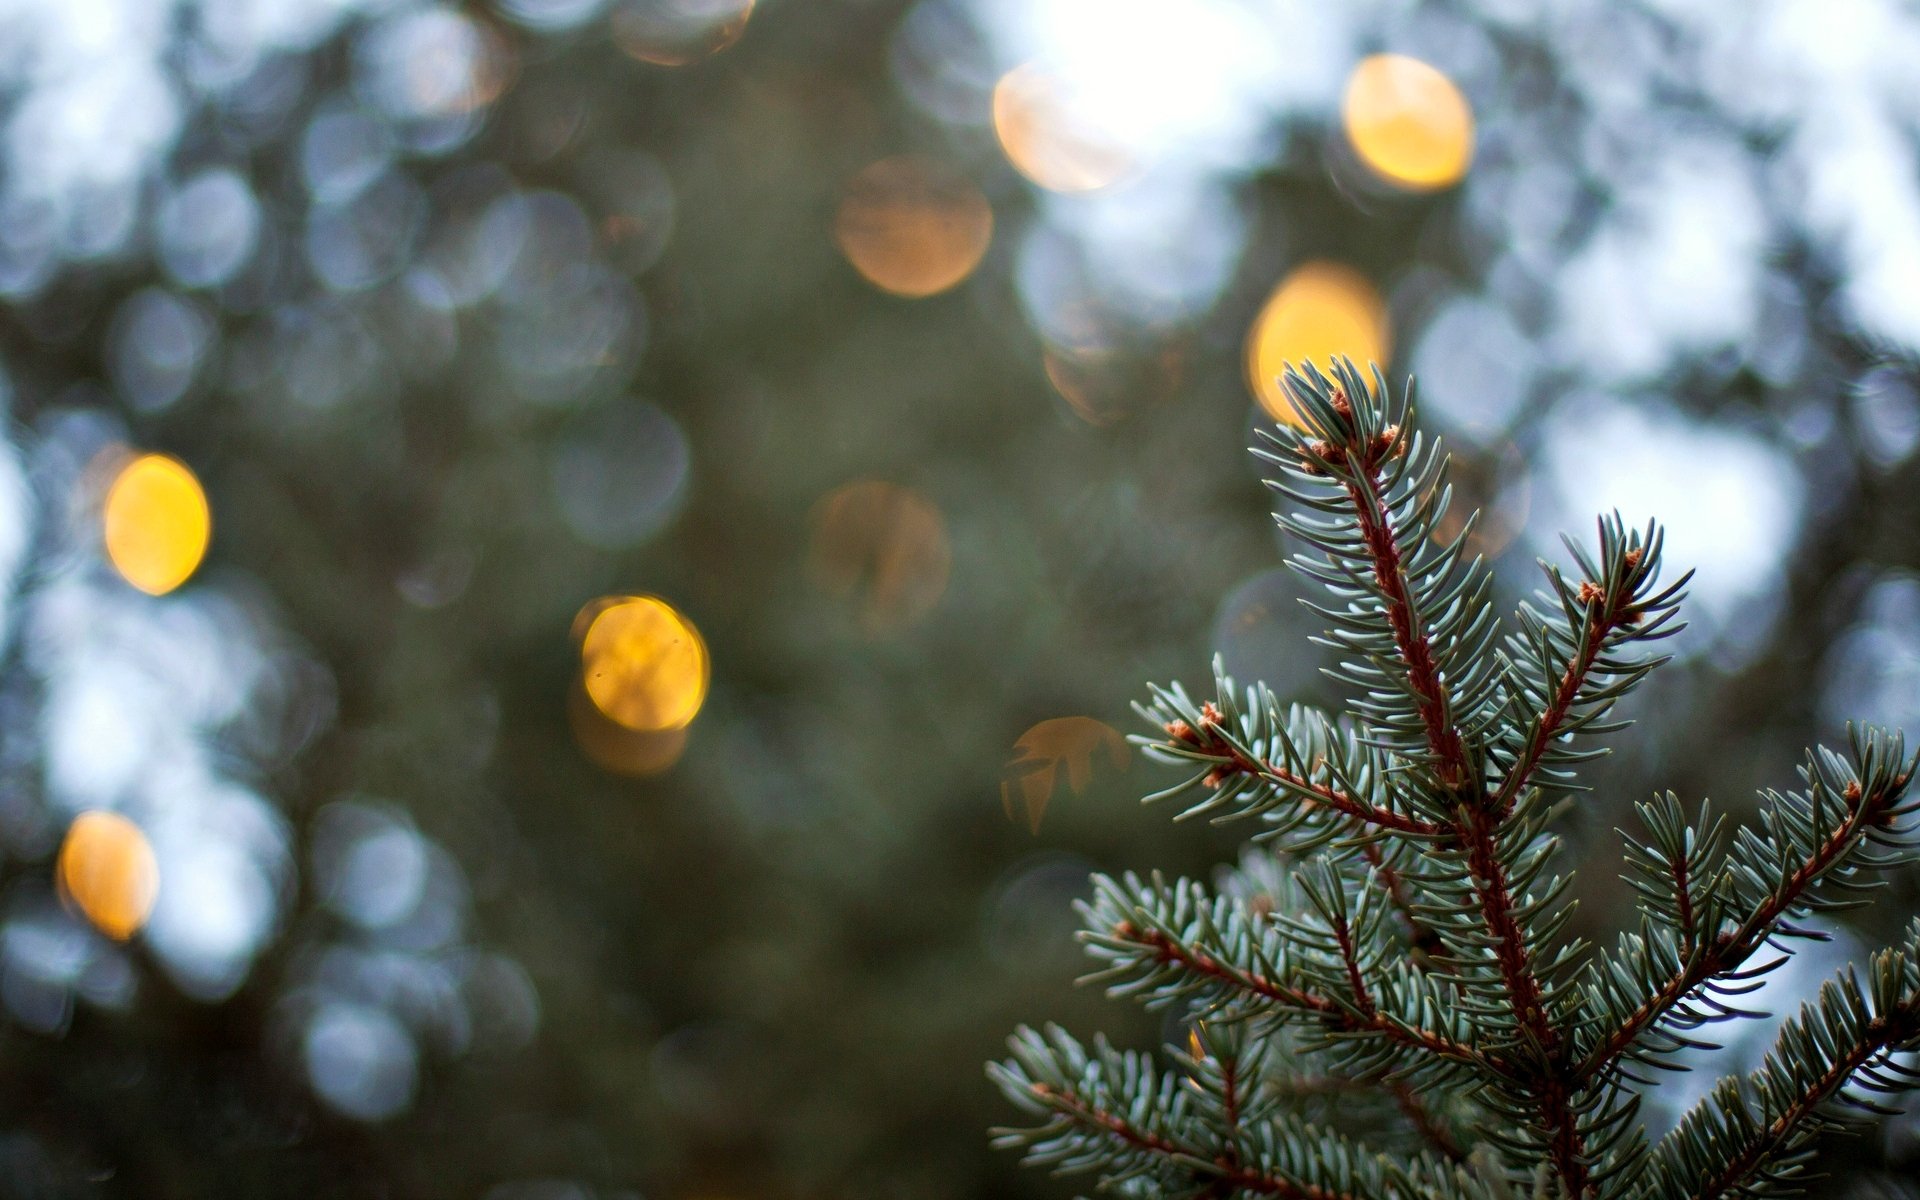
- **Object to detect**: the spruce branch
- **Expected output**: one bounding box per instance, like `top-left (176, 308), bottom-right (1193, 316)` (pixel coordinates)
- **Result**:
top-left (1489, 518), bottom-right (1691, 819)
top-left (1578, 730), bottom-right (1919, 1082)
top-left (1137, 680), bottom-right (1446, 840)
top-left (1080, 872), bottom-right (1499, 1077)
top-left (992, 358), bottom-right (1920, 1200)
top-left (1647, 928), bottom-right (1920, 1199)
top-left (991, 1025), bottom-right (1495, 1200)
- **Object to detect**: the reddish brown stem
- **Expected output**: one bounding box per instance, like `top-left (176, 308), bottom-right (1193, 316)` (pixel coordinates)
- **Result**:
top-left (1330, 910), bottom-right (1374, 1016)
top-left (1492, 598), bottom-right (1632, 818)
top-left (1191, 734), bottom-right (1444, 838)
top-left (1341, 452), bottom-right (1590, 1189)
top-left (1460, 805), bottom-right (1590, 1193)
top-left (1672, 844), bottom-right (1697, 954)
top-left (1342, 465), bottom-right (1472, 791)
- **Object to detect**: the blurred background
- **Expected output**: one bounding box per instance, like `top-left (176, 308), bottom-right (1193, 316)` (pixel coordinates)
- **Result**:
top-left (2, 0), bottom-right (1920, 1195)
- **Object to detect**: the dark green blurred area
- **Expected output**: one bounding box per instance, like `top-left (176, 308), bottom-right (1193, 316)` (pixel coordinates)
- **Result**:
top-left (3, 0), bottom-right (1920, 1197)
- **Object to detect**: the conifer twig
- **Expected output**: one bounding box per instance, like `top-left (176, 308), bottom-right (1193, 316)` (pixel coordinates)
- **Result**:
top-left (993, 359), bottom-right (1920, 1200)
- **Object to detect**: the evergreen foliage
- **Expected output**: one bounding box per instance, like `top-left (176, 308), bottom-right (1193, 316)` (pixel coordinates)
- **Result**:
top-left (990, 359), bottom-right (1920, 1199)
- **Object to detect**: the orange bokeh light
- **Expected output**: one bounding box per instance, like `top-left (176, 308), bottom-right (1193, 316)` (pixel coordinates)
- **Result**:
top-left (1000, 717), bottom-right (1130, 833)
top-left (57, 811), bottom-right (160, 941)
top-left (1341, 54), bottom-right (1474, 191)
top-left (102, 452), bottom-right (212, 595)
top-left (1244, 262), bottom-right (1390, 427)
top-left (834, 156), bottom-right (993, 299)
top-left (568, 674), bottom-right (690, 776)
top-left (992, 64), bottom-right (1133, 194)
top-left (578, 595), bottom-right (710, 732)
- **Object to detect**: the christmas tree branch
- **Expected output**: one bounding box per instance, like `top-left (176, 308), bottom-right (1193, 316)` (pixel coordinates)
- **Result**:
top-left (1650, 939), bottom-right (1920, 1199)
top-left (994, 357), bottom-right (1920, 1198)
top-left (1456, 804), bottom-right (1589, 1193)
top-left (1112, 919), bottom-right (1494, 1070)
top-left (992, 1026), bottom-right (1486, 1200)
top-left (1491, 519), bottom-right (1690, 819)
top-left (1580, 741), bottom-right (1917, 1079)
top-left (1273, 365), bottom-right (1589, 1191)
top-left (1145, 694), bottom-right (1444, 839)
top-left (1337, 432), bottom-right (1473, 792)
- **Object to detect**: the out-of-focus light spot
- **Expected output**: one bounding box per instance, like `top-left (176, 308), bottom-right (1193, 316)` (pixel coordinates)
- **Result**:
top-left (107, 288), bottom-right (213, 413)
top-left (156, 168), bottom-right (261, 289)
top-left (1412, 295), bottom-right (1536, 439)
top-left (301, 103), bottom-right (395, 205)
top-left (499, 0), bottom-right (608, 32)
top-left (992, 63), bottom-right (1133, 193)
top-left (1244, 262), bottom-right (1389, 426)
top-left (306, 173), bottom-right (427, 293)
top-left (1539, 400), bottom-right (1801, 634)
top-left (808, 481), bottom-right (951, 632)
top-left (313, 804), bottom-right (429, 931)
top-left (396, 545), bottom-right (477, 609)
top-left (585, 151), bottom-right (676, 275)
top-left (982, 854), bottom-right (1092, 967)
top-left (1852, 365), bottom-right (1920, 470)
top-left (1212, 568), bottom-right (1321, 692)
top-left (890, 0), bottom-right (999, 126)
top-left (1042, 341), bottom-right (1125, 426)
top-left (1040, 327), bottom-right (1186, 427)
top-left (611, 0), bottom-right (754, 66)
top-left (305, 1001), bottom-right (418, 1121)
top-left (359, 8), bottom-right (513, 122)
top-left (578, 596), bottom-right (709, 732)
top-left (568, 674), bottom-right (689, 776)
top-left (56, 812), bottom-right (159, 941)
top-left (1823, 573), bottom-right (1920, 732)
top-left (102, 452), bottom-right (211, 596)
top-left (833, 157), bottom-right (993, 299)
top-left (999, 717), bottom-right (1129, 832)
top-left (1341, 54), bottom-right (1473, 192)
top-left (551, 402), bottom-right (690, 549)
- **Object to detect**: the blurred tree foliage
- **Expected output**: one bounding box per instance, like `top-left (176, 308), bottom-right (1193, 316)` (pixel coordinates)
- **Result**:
top-left (1, 1), bottom-right (1920, 1198)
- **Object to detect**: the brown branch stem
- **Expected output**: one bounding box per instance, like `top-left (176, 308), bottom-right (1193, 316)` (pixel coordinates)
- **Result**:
top-left (1342, 460), bottom-right (1472, 791)
top-left (1492, 599), bottom-right (1630, 818)
top-left (1189, 732), bottom-right (1444, 838)
top-left (1339, 446), bottom-right (1590, 1190)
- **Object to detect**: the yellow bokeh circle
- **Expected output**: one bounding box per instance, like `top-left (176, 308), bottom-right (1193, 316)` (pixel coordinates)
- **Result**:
top-left (103, 452), bottom-right (211, 596)
top-left (578, 595), bottom-right (710, 732)
top-left (568, 675), bottom-right (690, 777)
top-left (57, 811), bottom-right (160, 941)
top-left (1243, 261), bottom-right (1390, 426)
top-left (1341, 54), bottom-right (1474, 191)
